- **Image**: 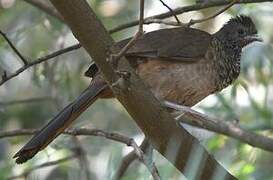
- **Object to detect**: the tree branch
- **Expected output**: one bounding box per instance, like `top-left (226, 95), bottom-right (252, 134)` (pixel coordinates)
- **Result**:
top-left (138, 0), bottom-right (238, 27)
top-left (23, 0), bottom-right (64, 22)
top-left (164, 101), bottom-right (273, 152)
top-left (0, 30), bottom-right (28, 65)
top-left (0, 97), bottom-right (53, 106)
top-left (187, 0), bottom-right (239, 27)
top-left (0, 43), bottom-right (81, 86)
top-left (6, 128), bottom-right (160, 179)
top-left (115, 138), bottom-right (150, 179)
top-left (158, 0), bottom-right (181, 24)
top-left (8, 155), bottom-right (77, 180)
top-left (109, 0), bottom-right (273, 33)
top-left (23, 0), bottom-right (272, 34)
top-left (49, 0), bottom-right (235, 179)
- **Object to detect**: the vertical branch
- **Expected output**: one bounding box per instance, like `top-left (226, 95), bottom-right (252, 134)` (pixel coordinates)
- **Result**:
top-left (115, 0), bottom-right (145, 60)
top-left (139, 0), bottom-right (145, 33)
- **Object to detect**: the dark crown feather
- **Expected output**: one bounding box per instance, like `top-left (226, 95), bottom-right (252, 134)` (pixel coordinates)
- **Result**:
top-left (225, 15), bottom-right (257, 33)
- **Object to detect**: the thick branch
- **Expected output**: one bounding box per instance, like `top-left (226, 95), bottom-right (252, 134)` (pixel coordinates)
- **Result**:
top-left (49, 1), bottom-right (235, 179)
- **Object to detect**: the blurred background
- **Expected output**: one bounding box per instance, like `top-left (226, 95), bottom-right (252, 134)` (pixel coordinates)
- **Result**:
top-left (0, 0), bottom-right (273, 179)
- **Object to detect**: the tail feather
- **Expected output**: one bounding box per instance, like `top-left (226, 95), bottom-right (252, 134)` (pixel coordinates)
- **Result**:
top-left (14, 80), bottom-right (108, 164)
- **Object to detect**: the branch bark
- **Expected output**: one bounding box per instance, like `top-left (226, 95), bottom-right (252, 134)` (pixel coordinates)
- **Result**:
top-left (49, 0), bottom-right (235, 179)
top-left (165, 101), bottom-right (273, 152)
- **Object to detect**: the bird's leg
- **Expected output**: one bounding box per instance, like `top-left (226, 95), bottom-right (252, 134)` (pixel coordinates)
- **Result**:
top-left (164, 101), bottom-right (189, 117)
top-left (105, 47), bottom-right (119, 69)
top-left (111, 70), bottom-right (131, 94)
top-left (163, 100), bottom-right (190, 126)
top-left (164, 101), bottom-right (214, 141)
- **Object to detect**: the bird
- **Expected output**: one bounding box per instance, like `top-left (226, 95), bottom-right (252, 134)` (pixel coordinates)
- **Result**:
top-left (14, 15), bottom-right (261, 164)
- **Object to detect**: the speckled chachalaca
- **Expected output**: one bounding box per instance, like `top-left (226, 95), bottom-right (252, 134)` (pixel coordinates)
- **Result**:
top-left (14, 16), bottom-right (261, 164)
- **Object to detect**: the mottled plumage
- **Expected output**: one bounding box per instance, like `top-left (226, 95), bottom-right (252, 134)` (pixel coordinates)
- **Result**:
top-left (86, 16), bottom-right (260, 105)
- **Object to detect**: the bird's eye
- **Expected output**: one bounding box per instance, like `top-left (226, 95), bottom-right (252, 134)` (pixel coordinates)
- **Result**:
top-left (238, 29), bottom-right (245, 35)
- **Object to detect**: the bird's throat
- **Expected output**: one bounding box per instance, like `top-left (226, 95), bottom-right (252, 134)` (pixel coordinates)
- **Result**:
top-left (212, 38), bottom-right (241, 91)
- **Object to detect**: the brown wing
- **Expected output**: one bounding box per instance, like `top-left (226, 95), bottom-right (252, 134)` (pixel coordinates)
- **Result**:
top-left (85, 27), bottom-right (212, 78)
top-left (114, 27), bottom-right (212, 61)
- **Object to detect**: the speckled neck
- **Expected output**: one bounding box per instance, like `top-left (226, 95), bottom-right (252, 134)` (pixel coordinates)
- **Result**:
top-left (211, 36), bottom-right (242, 91)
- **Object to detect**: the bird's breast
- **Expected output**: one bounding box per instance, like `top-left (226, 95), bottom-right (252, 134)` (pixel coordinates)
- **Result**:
top-left (135, 58), bottom-right (218, 106)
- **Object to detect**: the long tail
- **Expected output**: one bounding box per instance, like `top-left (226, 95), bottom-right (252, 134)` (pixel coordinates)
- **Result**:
top-left (13, 78), bottom-right (108, 164)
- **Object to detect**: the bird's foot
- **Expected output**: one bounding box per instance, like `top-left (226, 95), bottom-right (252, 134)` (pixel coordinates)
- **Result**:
top-left (105, 47), bottom-right (120, 69)
top-left (111, 70), bottom-right (131, 93)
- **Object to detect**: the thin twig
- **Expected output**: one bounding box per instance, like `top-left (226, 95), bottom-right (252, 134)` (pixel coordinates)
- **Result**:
top-left (8, 155), bottom-right (77, 180)
top-left (115, 138), bottom-right (150, 179)
top-left (142, 0), bottom-right (238, 27)
top-left (0, 97), bottom-right (53, 106)
top-left (187, 0), bottom-right (239, 27)
top-left (158, 0), bottom-right (181, 24)
top-left (0, 30), bottom-right (28, 65)
top-left (2, 111), bottom-right (273, 154)
top-left (109, 0), bottom-right (271, 33)
top-left (114, 0), bottom-right (145, 61)
top-left (70, 128), bottom-right (161, 180)
top-left (130, 140), bottom-right (160, 180)
top-left (23, 0), bottom-right (64, 22)
top-left (3, 128), bottom-right (160, 179)
top-left (0, 43), bottom-right (81, 86)
top-left (139, 0), bottom-right (145, 32)
top-left (23, 0), bottom-right (271, 34)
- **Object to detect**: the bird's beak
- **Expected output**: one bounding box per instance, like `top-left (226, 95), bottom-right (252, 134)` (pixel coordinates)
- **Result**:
top-left (241, 34), bottom-right (262, 47)
top-left (246, 34), bottom-right (263, 42)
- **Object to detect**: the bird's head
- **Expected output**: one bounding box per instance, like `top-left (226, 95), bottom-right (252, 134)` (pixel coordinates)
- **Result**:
top-left (217, 16), bottom-right (262, 48)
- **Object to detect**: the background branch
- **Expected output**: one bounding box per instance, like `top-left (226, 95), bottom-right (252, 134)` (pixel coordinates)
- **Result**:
top-left (1, 105), bottom-right (273, 153)
top-left (8, 155), bottom-right (77, 180)
top-left (0, 97), bottom-right (53, 106)
top-left (6, 128), bottom-right (159, 179)
top-left (0, 30), bottom-right (28, 65)
top-left (23, 0), bottom-right (272, 34)
top-left (109, 0), bottom-right (273, 33)
top-left (0, 43), bottom-right (81, 86)
top-left (158, 0), bottom-right (181, 24)
top-left (115, 138), bottom-right (150, 179)
top-left (23, 0), bottom-right (63, 22)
